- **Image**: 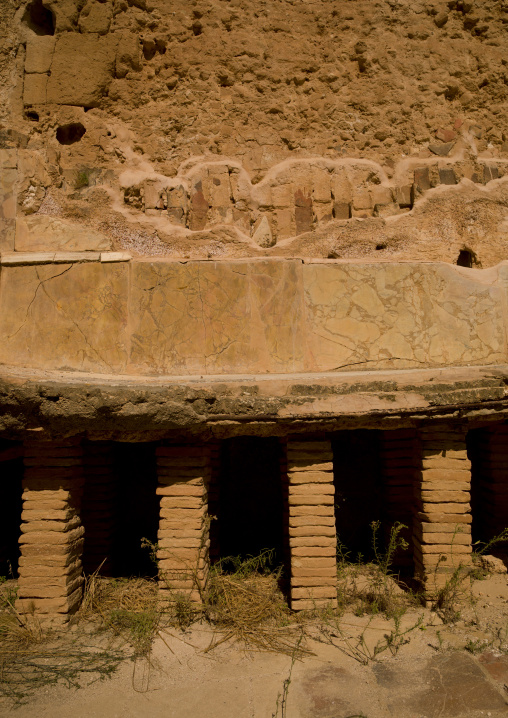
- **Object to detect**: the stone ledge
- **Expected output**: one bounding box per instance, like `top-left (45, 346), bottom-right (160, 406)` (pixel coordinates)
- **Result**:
top-left (0, 251), bottom-right (131, 266)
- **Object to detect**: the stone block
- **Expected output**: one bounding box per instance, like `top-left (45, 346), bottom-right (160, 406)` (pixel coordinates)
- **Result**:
top-left (289, 536), bottom-right (336, 547)
top-left (292, 557), bottom-right (336, 568)
top-left (21, 508), bottom-right (77, 522)
top-left (417, 511), bottom-right (472, 524)
top-left (158, 537), bottom-right (202, 549)
top-left (422, 447), bottom-right (467, 459)
top-left (156, 485), bottom-right (206, 497)
top-left (78, 0), bottom-right (113, 34)
top-left (290, 481), bottom-right (334, 494)
top-left (439, 168), bottom-right (457, 185)
top-left (159, 494), bottom-right (205, 507)
top-left (23, 73), bottom-right (47, 105)
top-left (395, 185), bottom-right (413, 208)
top-left (289, 526), bottom-right (336, 537)
top-left (25, 36), bottom-right (55, 74)
top-left (144, 179), bottom-right (168, 210)
top-left (289, 515), bottom-right (336, 527)
top-left (16, 586), bottom-right (82, 615)
top-left (353, 190), bottom-right (372, 211)
top-left (288, 494), bottom-right (335, 506)
top-left (291, 567), bottom-right (337, 577)
top-left (422, 457), bottom-right (471, 470)
top-left (429, 142), bottom-right (454, 157)
top-left (291, 504), bottom-right (334, 516)
top-left (312, 170), bottom-right (331, 203)
top-left (275, 208), bottom-right (294, 239)
top-left (158, 529), bottom-right (203, 539)
top-left (419, 533), bottom-right (471, 545)
top-left (421, 469), bottom-right (470, 482)
top-left (20, 538), bottom-right (84, 558)
top-left (294, 190), bottom-right (313, 234)
top-left (371, 186), bottom-right (393, 206)
top-left (287, 461), bottom-right (334, 473)
top-left (414, 166), bottom-right (431, 192)
top-left (291, 546), bottom-right (336, 557)
top-left (115, 31), bottom-right (141, 78)
top-left (333, 202), bottom-right (351, 220)
top-left (271, 184), bottom-right (292, 208)
top-left (17, 573), bottom-right (83, 596)
top-left (46, 34), bottom-right (116, 107)
top-left (419, 502), bottom-right (471, 514)
top-left (20, 516), bottom-right (81, 533)
top-left (421, 482), bottom-right (470, 492)
top-left (291, 586), bottom-right (336, 599)
top-left (290, 576), bottom-right (337, 587)
top-left (19, 526), bottom-right (85, 545)
top-left (18, 560), bottom-right (81, 578)
top-left (208, 167), bottom-right (231, 207)
top-left (313, 202), bottom-right (333, 223)
top-left (291, 598), bottom-right (336, 610)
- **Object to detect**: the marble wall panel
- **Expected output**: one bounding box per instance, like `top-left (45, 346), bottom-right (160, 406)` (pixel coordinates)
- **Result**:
top-left (128, 259), bottom-right (306, 374)
top-left (302, 263), bottom-right (507, 372)
top-left (0, 260), bottom-right (505, 376)
top-left (0, 262), bottom-right (129, 372)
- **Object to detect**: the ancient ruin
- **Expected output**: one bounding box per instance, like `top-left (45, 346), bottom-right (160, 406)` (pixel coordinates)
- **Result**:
top-left (1, 0), bottom-right (508, 624)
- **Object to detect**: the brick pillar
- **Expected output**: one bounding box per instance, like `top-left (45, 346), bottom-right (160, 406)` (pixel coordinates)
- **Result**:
top-left (156, 444), bottom-right (211, 603)
top-left (207, 442), bottom-right (221, 564)
top-left (16, 440), bottom-right (85, 623)
top-left (286, 439), bottom-right (337, 611)
top-left (414, 428), bottom-right (472, 594)
top-left (81, 441), bottom-right (118, 576)
top-left (381, 429), bottom-right (418, 567)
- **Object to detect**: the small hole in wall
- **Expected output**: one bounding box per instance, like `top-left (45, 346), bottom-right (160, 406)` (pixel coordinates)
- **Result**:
top-left (56, 123), bottom-right (86, 145)
top-left (22, 0), bottom-right (55, 36)
top-left (457, 248), bottom-right (476, 268)
top-left (25, 110), bottom-right (39, 121)
top-left (375, 243), bottom-right (387, 250)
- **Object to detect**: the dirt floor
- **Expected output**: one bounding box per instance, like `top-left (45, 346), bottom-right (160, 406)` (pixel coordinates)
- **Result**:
top-left (1, 571), bottom-right (507, 718)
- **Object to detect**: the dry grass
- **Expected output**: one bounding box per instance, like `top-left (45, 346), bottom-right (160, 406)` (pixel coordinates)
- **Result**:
top-left (204, 568), bottom-right (309, 656)
top-left (79, 574), bottom-right (161, 656)
top-left (0, 579), bottom-right (124, 705)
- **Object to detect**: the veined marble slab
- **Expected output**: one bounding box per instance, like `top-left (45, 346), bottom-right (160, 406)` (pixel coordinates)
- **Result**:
top-left (0, 259), bottom-right (506, 376)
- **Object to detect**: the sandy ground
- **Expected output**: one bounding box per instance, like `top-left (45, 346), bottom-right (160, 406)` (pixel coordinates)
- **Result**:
top-left (2, 574), bottom-right (508, 718)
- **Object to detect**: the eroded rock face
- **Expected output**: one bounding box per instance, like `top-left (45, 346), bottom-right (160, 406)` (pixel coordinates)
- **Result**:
top-left (0, 0), bottom-right (507, 262)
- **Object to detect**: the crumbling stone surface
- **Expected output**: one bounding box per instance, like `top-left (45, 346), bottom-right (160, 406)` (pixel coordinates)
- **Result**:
top-left (0, 0), bottom-right (507, 260)
top-left (0, 364), bottom-right (507, 443)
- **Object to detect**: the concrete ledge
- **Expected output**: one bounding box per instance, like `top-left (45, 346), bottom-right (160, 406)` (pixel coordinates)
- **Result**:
top-left (0, 364), bottom-right (508, 441)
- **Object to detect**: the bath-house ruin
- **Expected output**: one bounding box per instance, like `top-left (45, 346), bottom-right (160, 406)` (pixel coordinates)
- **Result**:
top-left (1, 254), bottom-right (508, 621)
top-left (1, 0), bottom-right (508, 623)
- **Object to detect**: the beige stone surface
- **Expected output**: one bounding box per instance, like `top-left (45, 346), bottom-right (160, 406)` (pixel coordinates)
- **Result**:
top-left (15, 215), bottom-right (111, 252)
top-left (0, 262), bottom-right (129, 373)
top-left (46, 34), bottom-right (116, 106)
top-left (129, 259), bottom-right (305, 375)
top-left (25, 36), bottom-right (56, 74)
top-left (0, 259), bottom-right (505, 376)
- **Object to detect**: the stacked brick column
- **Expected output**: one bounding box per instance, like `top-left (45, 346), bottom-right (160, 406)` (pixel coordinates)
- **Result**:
top-left (414, 428), bottom-right (472, 594)
top-left (470, 424), bottom-right (508, 541)
top-left (156, 444), bottom-right (211, 603)
top-left (206, 442), bottom-right (221, 564)
top-left (81, 441), bottom-right (118, 576)
top-left (286, 439), bottom-right (337, 611)
top-left (380, 429), bottom-right (418, 567)
top-left (16, 440), bottom-right (85, 622)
